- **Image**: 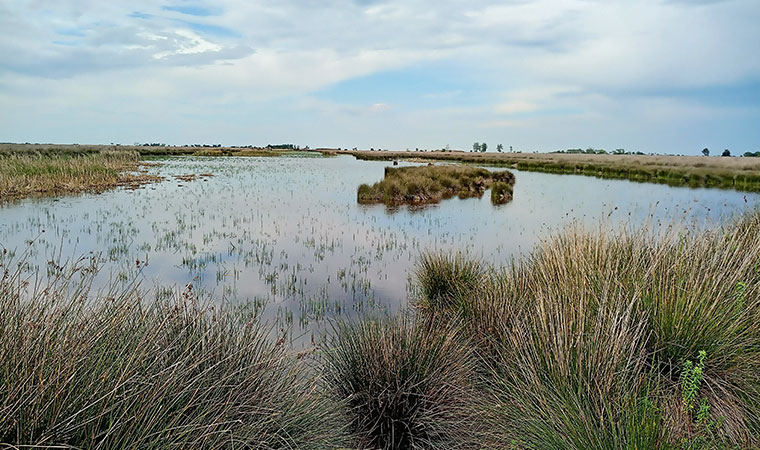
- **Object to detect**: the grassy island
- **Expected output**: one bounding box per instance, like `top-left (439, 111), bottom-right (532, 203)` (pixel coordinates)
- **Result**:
top-left (344, 149), bottom-right (760, 192)
top-left (357, 165), bottom-right (515, 206)
top-left (0, 150), bottom-right (159, 202)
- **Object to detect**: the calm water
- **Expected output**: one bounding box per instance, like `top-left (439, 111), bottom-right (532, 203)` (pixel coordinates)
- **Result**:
top-left (1, 155), bottom-right (758, 342)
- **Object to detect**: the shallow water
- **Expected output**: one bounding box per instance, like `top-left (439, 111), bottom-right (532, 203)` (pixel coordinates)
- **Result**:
top-left (1, 155), bottom-right (758, 343)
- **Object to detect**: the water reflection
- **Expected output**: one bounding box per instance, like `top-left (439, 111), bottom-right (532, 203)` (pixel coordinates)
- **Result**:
top-left (1, 155), bottom-right (758, 343)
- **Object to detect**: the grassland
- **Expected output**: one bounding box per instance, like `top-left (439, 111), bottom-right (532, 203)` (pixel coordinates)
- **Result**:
top-left (357, 164), bottom-right (515, 206)
top-left (344, 149), bottom-right (760, 192)
top-left (0, 150), bottom-right (160, 202)
top-left (2, 210), bottom-right (758, 449)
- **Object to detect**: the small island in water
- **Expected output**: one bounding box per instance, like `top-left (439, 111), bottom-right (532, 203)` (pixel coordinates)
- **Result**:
top-left (357, 164), bottom-right (516, 206)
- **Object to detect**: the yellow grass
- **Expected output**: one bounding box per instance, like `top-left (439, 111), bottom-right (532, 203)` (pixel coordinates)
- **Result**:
top-left (0, 150), bottom-right (159, 202)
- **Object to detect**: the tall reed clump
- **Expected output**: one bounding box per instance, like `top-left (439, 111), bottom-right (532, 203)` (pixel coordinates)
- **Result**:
top-left (414, 211), bottom-right (760, 449)
top-left (0, 258), bottom-right (347, 449)
top-left (322, 315), bottom-right (483, 450)
top-left (0, 150), bottom-right (157, 201)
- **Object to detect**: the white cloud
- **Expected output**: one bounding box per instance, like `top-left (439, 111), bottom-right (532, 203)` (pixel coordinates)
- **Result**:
top-left (0, 0), bottom-right (758, 153)
top-left (495, 100), bottom-right (540, 114)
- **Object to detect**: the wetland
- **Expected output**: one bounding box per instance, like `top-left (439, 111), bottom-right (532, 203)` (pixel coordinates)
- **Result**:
top-left (2, 150), bottom-right (760, 448)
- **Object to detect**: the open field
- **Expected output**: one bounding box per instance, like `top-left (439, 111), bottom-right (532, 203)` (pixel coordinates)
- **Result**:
top-left (2, 210), bottom-right (758, 449)
top-left (343, 149), bottom-right (760, 192)
top-left (357, 164), bottom-right (515, 206)
top-left (0, 150), bottom-right (160, 202)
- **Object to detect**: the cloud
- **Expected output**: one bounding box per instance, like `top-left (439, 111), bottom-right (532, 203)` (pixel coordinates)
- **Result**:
top-left (369, 103), bottom-right (391, 112)
top-left (162, 5), bottom-right (220, 17)
top-left (0, 0), bottom-right (758, 153)
top-left (495, 100), bottom-right (540, 114)
top-left (479, 119), bottom-right (531, 128)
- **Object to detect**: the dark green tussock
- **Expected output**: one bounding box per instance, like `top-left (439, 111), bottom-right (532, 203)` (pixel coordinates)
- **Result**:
top-left (357, 165), bottom-right (515, 206)
top-left (322, 315), bottom-right (484, 450)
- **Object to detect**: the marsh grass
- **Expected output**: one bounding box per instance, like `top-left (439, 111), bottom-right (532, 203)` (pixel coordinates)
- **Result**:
top-left (0, 150), bottom-right (159, 202)
top-left (3, 201), bottom-right (759, 448)
top-left (357, 165), bottom-right (515, 206)
top-left (490, 181), bottom-right (513, 205)
top-left (322, 315), bottom-right (483, 450)
top-left (416, 211), bottom-right (760, 448)
top-left (348, 150), bottom-right (760, 192)
top-left (0, 257), bottom-right (348, 449)
top-left (415, 251), bottom-right (487, 313)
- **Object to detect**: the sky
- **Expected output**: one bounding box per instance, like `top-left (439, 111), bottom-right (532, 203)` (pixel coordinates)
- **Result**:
top-left (1, 0), bottom-right (759, 154)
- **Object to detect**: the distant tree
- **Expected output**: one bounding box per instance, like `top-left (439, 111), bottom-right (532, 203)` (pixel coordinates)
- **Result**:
top-left (509, 145), bottom-right (513, 152)
top-left (722, 149), bottom-right (731, 157)
top-left (497, 143), bottom-right (504, 152)
top-left (480, 142), bottom-right (487, 153)
top-left (702, 148), bottom-right (710, 157)
top-left (472, 142), bottom-right (480, 153)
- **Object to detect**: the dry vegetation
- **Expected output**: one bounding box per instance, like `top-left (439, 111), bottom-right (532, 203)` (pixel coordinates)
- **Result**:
top-left (346, 149), bottom-right (760, 192)
top-left (0, 150), bottom-right (160, 202)
top-left (413, 211), bottom-right (760, 449)
top-left (357, 165), bottom-right (515, 206)
top-left (3, 211), bottom-right (758, 449)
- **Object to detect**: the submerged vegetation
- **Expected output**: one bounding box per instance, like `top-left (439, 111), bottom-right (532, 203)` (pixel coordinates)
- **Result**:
top-left (3, 209), bottom-right (758, 448)
top-left (0, 150), bottom-right (159, 202)
top-left (357, 164), bottom-right (516, 206)
top-left (347, 149), bottom-right (760, 192)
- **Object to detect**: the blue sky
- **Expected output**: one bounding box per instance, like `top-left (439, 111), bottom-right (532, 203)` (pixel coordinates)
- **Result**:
top-left (0, 0), bottom-right (758, 154)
